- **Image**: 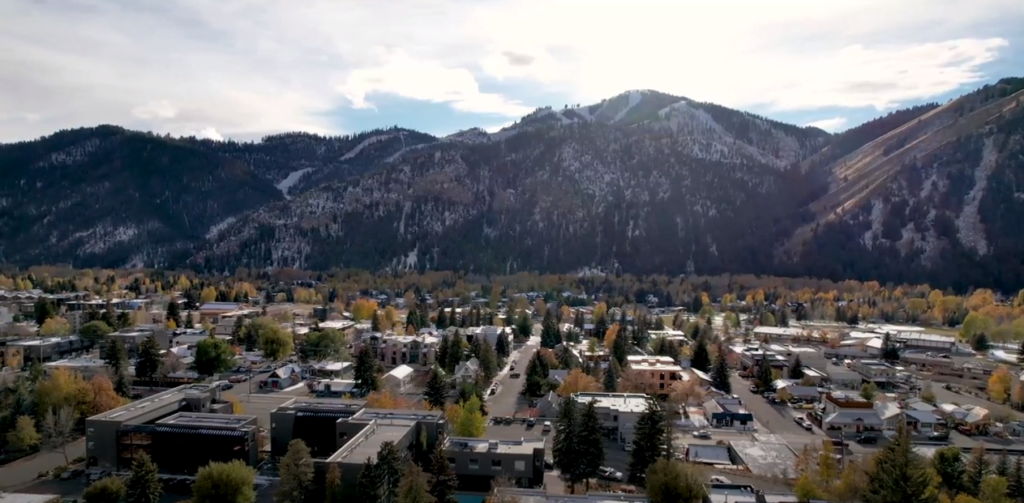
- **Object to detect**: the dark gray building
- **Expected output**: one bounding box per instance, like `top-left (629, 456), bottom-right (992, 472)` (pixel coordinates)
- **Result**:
top-left (85, 383), bottom-right (246, 472)
top-left (443, 436), bottom-right (546, 490)
top-left (105, 326), bottom-right (170, 357)
top-left (9, 336), bottom-right (92, 363)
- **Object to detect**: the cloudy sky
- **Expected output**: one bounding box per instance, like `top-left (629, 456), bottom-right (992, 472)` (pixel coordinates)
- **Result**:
top-left (1, 0), bottom-right (1021, 142)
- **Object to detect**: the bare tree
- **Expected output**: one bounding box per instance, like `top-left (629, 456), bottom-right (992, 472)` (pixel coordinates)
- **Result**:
top-left (41, 405), bottom-right (76, 465)
top-left (486, 476), bottom-right (521, 503)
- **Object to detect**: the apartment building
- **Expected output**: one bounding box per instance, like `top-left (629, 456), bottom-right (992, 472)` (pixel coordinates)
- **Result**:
top-left (43, 357), bottom-right (108, 379)
top-left (444, 437), bottom-right (545, 490)
top-left (85, 383), bottom-right (244, 471)
top-left (571, 392), bottom-right (649, 445)
top-left (625, 355), bottom-right (683, 396)
top-left (106, 326), bottom-right (171, 357)
top-left (357, 332), bottom-right (438, 368)
top-left (8, 336), bottom-right (92, 363)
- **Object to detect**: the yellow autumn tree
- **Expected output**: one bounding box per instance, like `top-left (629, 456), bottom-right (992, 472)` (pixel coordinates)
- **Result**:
top-left (365, 390), bottom-right (417, 409)
top-left (351, 299), bottom-right (378, 321)
top-left (557, 368), bottom-right (600, 396)
top-left (593, 302), bottom-right (607, 321)
top-left (988, 365), bottom-right (1012, 403)
top-left (39, 317), bottom-right (72, 337)
top-left (199, 287), bottom-right (218, 304)
top-left (604, 324), bottom-right (620, 351)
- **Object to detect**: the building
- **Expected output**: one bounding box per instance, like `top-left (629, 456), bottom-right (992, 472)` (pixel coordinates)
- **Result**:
top-left (570, 392), bottom-right (648, 445)
top-left (454, 357), bottom-right (481, 384)
top-left (8, 336), bottom-right (92, 363)
top-left (751, 326), bottom-right (805, 341)
top-left (198, 302), bottom-right (243, 322)
top-left (468, 326), bottom-right (511, 347)
top-left (265, 364), bottom-right (305, 389)
top-left (314, 380), bottom-right (357, 397)
top-left (703, 397), bottom-right (754, 428)
top-left (43, 357), bottom-right (108, 379)
top-left (383, 364), bottom-right (415, 392)
top-left (491, 488), bottom-right (648, 502)
top-left (819, 392), bottom-right (883, 433)
top-left (444, 437), bottom-right (546, 490)
top-left (0, 494), bottom-right (61, 503)
top-left (625, 355), bottom-right (683, 396)
top-left (85, 383), bottom-right (247, 471)
top-left (823, 364), bottom-right (862, 390)
top-left (106, 326), bottom-right (171, 357)
top-left (851, 360), bottom-right (897, 388)
top-left (357, 332), bottom-right (438, 368)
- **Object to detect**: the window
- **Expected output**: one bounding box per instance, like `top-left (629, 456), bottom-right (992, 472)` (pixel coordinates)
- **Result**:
top-left (469, 458), bottom-right (479, 469)
top-left (492, 459), bottom-right (502, 470)
top-left (447, 457), bottom-right (456, 467)
top-left (515, 460), bottom-right (526, 471)
top-left (660, 372), bottom-right (665, 380)
top-left (659, 382), bottom-right (665, 389)
top-left (613, 415), bottom-right (618, 422)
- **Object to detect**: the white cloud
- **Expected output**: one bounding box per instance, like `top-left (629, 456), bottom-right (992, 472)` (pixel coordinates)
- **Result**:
top-left (0, 0), bottom-right (1020, 141)
top-left (805, 117), bottom-right (848, 132)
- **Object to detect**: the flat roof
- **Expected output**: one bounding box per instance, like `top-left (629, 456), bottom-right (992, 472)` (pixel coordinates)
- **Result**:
top-left (343, 423), bottom-right (413, 462)
top-left (730, 437), bottom-right (797, 477)
top-left (91, 384), bottom-right (217, 422)
top-left (0, 494), bottom-right (61, 503)
top-left (446, 437), bottom-right (544, 455)
top-left (571, 392), bottom-right (649, 413)
top-left (9, 336), bottom-right (79, 346)
top-left (43, 358), bottom-right (106, 367)
top-left (354, 409), bottom-right (443, 422)
top-left (706, 484), bottom-right (759, 503)
top-left (157, 412), bottom-right (256, 429)
top-left (278, 398), bottom-right (366, 413)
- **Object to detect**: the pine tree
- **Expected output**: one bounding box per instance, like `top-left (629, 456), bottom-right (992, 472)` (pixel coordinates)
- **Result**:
top-left (428, 441), bottom-right (458, 503)
top-left (477, 341), bottom-right (498, 381)
top-left (371, 312), bottom-right (382, 332)
top-left (710, 344), bottom-right (731, 394)
top-left (445, 331), bottom-right (464, 373)
top-left (553, 397), bottom-right (583, 490)
top-left (932, 446), bottom-right (967, 495)
top-left (627, 398), bottom-right (666, 486)
top-left (436, 334), bottom-right (451, 373)
top-left (424, 368), bottom-right (448, 410)
top-left (603, 362), bottom-right (618, 392)
top-left (593, 315), bottom-right (608, 341)
top-left (125, 452), bottom-right (162, 503)
top-left (690, 337), bottom-right (710, 372)
top-left (1009, 455), bottom-right (1024, 501)
top-left (995, 450), bottom-right (1012, 479)
top-left (578, 400), bottom-right (605, 490)
top-left (789, 354), bottom-right (804, 379)
top-left (356, 458), bottom-right (378, 503)
top-left (184, 310), bottom-right (194, 328)
top-left (965, 443), bottom-right (991, 496)
top-left (540, 309), bottom-right (561, 349)
top-left (755, 358), bottom-right (774, 392)
top-left (573, 310), bottom-right (584, 330)
top-left (494, 329), bottom-right (510, 362)
top-left (612, 327), bottom-right (629, 366)
top-left (436, 308), bottom-right (448, 329)
top-left (862, 424), bottom-right (939, 503)
top-left (277, 439), bottom-right (314, 503)
top-left (353, 347), bottom-right (380, 396)
top-left (135, 336), bottom-right (162, 383)
top-left (397, 462), bottom-right (433, 503)
top-left (165, 300), bottom-right (181, 327)
top-left (375, 441), bottom-right (403, 503)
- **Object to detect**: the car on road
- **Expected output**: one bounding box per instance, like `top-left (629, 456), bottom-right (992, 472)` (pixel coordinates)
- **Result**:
top-left (544, 458), bottom-right (554, 470)
top-left (855, 434), bottom-right (878, 444)
top-left (219, 383), bottom-right (234, 391)
top-left (598, 467), bottom-right (624, 481)
top-left (509, 372), bottom-right (521, 379)
top-left (526, 418), bottom-right (537, 427)
top-left (624, 443), bottom-right (633, 453)
top-left (710, 476), bottom-right (731, 484)
top-left (542, 421), bottom-right (552, 432)
top-left (794, 417), bottom-right (813, 430)
top-left (692, 430), bottom-right (712, 439)
top-left (749, 385), bottom-right (759, 393)
top-left (928, 431), bottom-right (950, 441)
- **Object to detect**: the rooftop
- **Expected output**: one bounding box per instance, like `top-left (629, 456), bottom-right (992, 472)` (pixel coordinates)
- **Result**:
top-left (445, 437), bottom-right (545, 455)
top-left (43, 357), bottom-right (106, 367)
top-left (354, 408), bottom-right (444, 423)
top-left (199, 302), bottom-right (242, 310)
top-left (91, 384), bottom-right (218, 422)
top-left (338, 422), bottom-right (413, 463)
top-left (278, 398), bottom-right (366, 414)
top-left (571, 392), bottom-right (649, 413)
top-left (0, 493), bottom-right (62, 503)
top-left (9, 336), bottom-right (79, 346)
top-left (706, 484), bottom-right (759, 503)
top-left (731, 435), bottom-right (797, 478)
top-left (157, 412), bottom-right (256, 429)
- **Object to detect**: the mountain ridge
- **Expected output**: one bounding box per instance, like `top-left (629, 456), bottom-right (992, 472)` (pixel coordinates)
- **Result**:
top-left (2, 79), bottom-right (1023, 291)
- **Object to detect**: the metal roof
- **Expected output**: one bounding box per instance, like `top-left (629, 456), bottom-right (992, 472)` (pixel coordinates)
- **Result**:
top-left (153, 426), bottom-right (247, 437)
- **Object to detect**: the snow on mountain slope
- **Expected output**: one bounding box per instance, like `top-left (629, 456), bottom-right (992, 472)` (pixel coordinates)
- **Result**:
top-left (276, 168), bottom-right (313, 198)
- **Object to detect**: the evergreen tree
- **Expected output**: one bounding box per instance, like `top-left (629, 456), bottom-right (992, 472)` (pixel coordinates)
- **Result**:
top-left (184, 310), bottom-right (194, 328)
top-left (445, 331), bottom-right (464, 373)
top-left (125, 452), bottom-right (162, 503)
top-left (593, 315), bottom-right (608, 341)
top-left (862, 424), bottom-right (939, 503)
top-left (375, 441), bottom-right (403, 503)
top-left (356, 458), bottom-right (378, 503)
top-left (397, 462), bottom-right (433, 503)
top-left (932, 446), bottom-right (967, 495)
top-left (788, 355), bottom-right (804, 379)
top-left (710, 343), bottom-right (731, 394)
top-left (690, 337), bottom-right (710, 372)
top-left (995, 450), bottom-right (1012, 479)
top-left (882, 332), bottom-right (901, 361)
top-left (436, 308), bottom-right (448, 329)
top-left (578, 400), bottom-right (605, 490)
top-left (553, 397), bottom-right (583, 490)
top-left (436, 334), bottom-right (451, 373)
top-left (612, 327), bottom-right (629, 366)
top-left (424, 368), bottom-right (448, 410)
top-left (628, 399), bottom-right (666, 486)
top-left (406, 308), bottom-right (421, 331)
top-left (277, 439), bottom-right (314, 503)
top-left (477, 341), bottom-right (498, 381)
top-left (1009, 455), bottom-right (1024, 501)
top-left (521, 351), bottom-right (550, 397)
top-left (353, 347), bottom-right (380, 396)
top-left (573, 310), bottom-right (585, 330)
top-left (965, 443), bottom-right (991, 496)
top-left (135, 336), bottom-right (162, 383)
top-left (603, 363), bottom-right (618, 392)
top-left (515, 313), bottom-right (532, 341)
top-left (494, 329), bottom-right (510, 363)
top-left (540, 309), bottom-right (561, 348)
top-left (556, 345), bottom-right (576, 369)
top-left (428, 441), bottom-right (458, 503)
top-left (755, 357), bottom-right (774, 392)
top-left (103, 339), bottom-right (132, 397)
top-left (165, 300), bottom-right (181, 327)
top-left (371, 311), bottom-right (382, 332)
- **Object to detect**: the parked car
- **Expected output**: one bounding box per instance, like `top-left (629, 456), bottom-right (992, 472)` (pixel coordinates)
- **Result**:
top-left (691, 430), bottom-right (712, 439)
top-left (542, 421), bottom-right (552, 432)
top-left (855, 434), bottom-right (878, 444)
top-left (219, 383), bottom-right (234, 391)
top-left (526, 418), bottom-right (537, 427)
top-left (928, 431), bottom-right (950, 441)
top-left (509, 372), bottom-right (521, 379)
top-left (749, 385), bottom-right (759, 393)
top-left (624, 443), bottom-right (633, 453)
top-left (710, 476), bottom-right (732, 484)
top-left (598, 467), bottom-right (624, 481)
top-left (544, 458), bottom-right (554, 470)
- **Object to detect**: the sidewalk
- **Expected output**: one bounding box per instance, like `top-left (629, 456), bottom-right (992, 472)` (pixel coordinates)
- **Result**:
top-left (0, 439), bottom-right (86, 490)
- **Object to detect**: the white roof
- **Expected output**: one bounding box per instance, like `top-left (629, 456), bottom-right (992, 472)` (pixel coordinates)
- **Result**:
top-left (386, 364), bottom-right (415, 380)
top-left (753, 326), bottom-right (804, 336)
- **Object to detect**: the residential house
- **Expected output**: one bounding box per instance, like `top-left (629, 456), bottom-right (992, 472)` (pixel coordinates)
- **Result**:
top-left (197, 302), bottom-right (244, 323)
top-left (570, 392), bottom-right (648, 445)
top-left (468, 326), bottom-right (511, 347)
top-left (265, 364), bottom-right (305, 389)
top-left (874, 399), bottom-right (903, 430)
top-left (823, 364), bottom-right (862, 390)
top-left (311, 361), bottom-right (351, 379)
top-left (359, 332), bottom-right (437, 368)
top-left (454, 358), bottom-right (480, 384)
top-left (43, 357), bottom-right (109, 379)
top-left (820, 392), bottom-right (883, 433)
top-left (625, 355), bottom-right (683, 396)
top-left (315, 380), bottom-right (358, 397)
top-left (383, 364), bottom-right (415, 393)
top-left (703, 397), bottom-right (754, 428)
top-left (904, 409), bottom-right (942, 433)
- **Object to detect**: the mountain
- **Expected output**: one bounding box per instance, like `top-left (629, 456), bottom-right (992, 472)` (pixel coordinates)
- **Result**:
top-left (2, 80), bottom-right (1023, 291)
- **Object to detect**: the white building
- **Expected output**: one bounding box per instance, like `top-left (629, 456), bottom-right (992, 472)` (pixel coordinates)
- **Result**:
top-left (571, 392), bottom-right (649, 445)
top-left (383, 364), bottom-right (415, 392)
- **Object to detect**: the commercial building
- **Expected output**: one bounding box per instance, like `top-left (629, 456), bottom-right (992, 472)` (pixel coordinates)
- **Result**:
top-left (43, 357), bottom-right (108, 379)
top-left (570, 392), bottom-right (649, 445)
top-left (444, 437), bottom-right (545, 490)
top-left (85, 383), bottom-right (247, 471)
top-left (624, 355), bottom-right (683, 396)
top-left (106, 326), bottom-right (171, 357)
top-left (8, 336), bottom-right (92, 363)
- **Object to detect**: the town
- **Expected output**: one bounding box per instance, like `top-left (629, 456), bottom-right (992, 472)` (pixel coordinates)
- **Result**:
top-left (1, 278), bottom-right (1024, 503)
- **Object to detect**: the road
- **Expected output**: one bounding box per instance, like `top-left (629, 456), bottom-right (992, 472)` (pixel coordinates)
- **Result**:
top-left (0, 439), bottom-right (86, 490)
top-left (487, 330), bottom-right (540, 418)
top-left (730, 374), bottom-right (809, 435)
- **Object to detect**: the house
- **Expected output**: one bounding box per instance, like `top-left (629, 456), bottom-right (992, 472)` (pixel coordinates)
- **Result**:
top-left (453, 358), bottom-right (480, 384)
top-left (823, 365), bottom-right (862, 390)
top-left (570, 392), bottom-right (649, 444)
top-left (383, 364), bottom-right (415, 392)
top-left (905, 409), bottom-right (941, 433)
top-left (315, 380), bottom-right (358, 397)
top-left (198, 302), bottom-right (243, 323)
top-left (266, 364), bottom-right (305, 389)
top-left (851, 360), bottom-right (898, 388)
top-left (820, 392), bottom-right (883, 433)
top-left (874, 400), bottom-right (903, 430)
top-left (311, 361), bottom-right (351, 379)
top-left (703, 397), bottom-right (754, 428)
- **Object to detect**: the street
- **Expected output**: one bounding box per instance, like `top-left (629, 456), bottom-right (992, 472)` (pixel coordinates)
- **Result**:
top-left (729, 374), bottom-right (810, 435)
top-left (486, 329), bottom-right (540, 417)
